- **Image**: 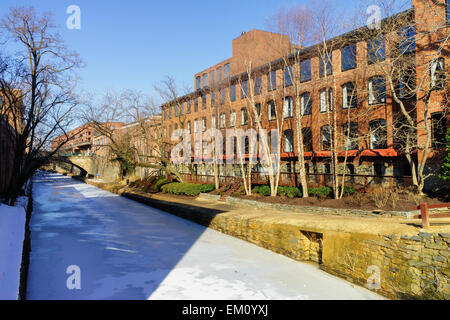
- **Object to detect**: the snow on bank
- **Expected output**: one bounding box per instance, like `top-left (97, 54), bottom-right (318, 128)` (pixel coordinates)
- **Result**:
top-left (0, 203), bottom-right (26, 300)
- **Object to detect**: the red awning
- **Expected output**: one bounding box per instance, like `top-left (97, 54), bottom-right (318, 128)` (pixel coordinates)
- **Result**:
top-left (338, 150), bottom-right (359, 157)
top-left (314, 151), bottom-right (331, 157)
top-left (360, 149), bottom-right (398, 157)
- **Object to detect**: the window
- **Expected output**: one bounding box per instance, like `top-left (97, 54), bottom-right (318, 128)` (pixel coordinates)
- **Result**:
top-left (194, 141), bottom-right (200, 157)
top-left (302, 127), bottom-right (313, 152)
top-left (202, 117), bottom-right (207, 132)
top-left (209, 70), bottom-right (215, 86)
top-left (430, 58), bottom-right (445, 90)
top-left (398, 26), bottom-right (415, 54)
top-left (230, 111), bottom-right (236, 127)
top-left (219, 113), bottom-right (226, 128)
top-left (241, 80), bottom-right (248, 99)
top-left (341, 44), bottom-right (356, 71)
top-left (211, 92), bottom-right (215, 106)
top-left (220, 88), bottom-right (226, 104)
top-left (267, 100), bottom-right (276, 120)
top-left (319, 52), bottom-right (332, 77)
top-left (203, 73), bottom-right (208, 88)
top-left (268, 70), bottom-right (277, 91)
top-left (301, 92), bottom-right (312, 115)
top-left (194, 97), bottom-right (199, 112)
top-left (283, 96), bottom-right (293, 118)
top-left (321, 125), bottom-right (332, 151)
top-left (398, 71), bottom-right (416, 99)
top-left (368, 76), bottom-right (386, 105)
top-left (230, 84), bottom-right (236, 102)
top-left (447, 0), bottom-right (450, 26)
top-left (343, 122), bottom-right (359, 150)
top-left (254, 103), bottom-right (261, 123)
top-left (342, 82), bottom-right (357, 108)
top-left (284, 66), bottom-right (293, 87)
top-left (187, 100), bottom-right (191, 114)
top-left (194, 118), bottom-right (199, 133)
top-left (300, 59), bottom-right (311, 82)
top-left (196, 76), bottom-right (201, 90)
top-left (211, 115), bottom-right (216, 129)
top-left (254, 76), bottom-right (262, 95)
top-left (224, 63), bottom-right (230, 78)
top-left (180, 102), bottom-right (185, 115)
top-left (369, 119), bottom-right (387, 149)
top-left (202, 94), bottom-right (207, 108)
top-left (367, 35), bottom-right (385, 63)
top-left (164, 109), bottom-right (167, 120)
top-left (284, 129), bottom-right (294, 153)
top-left (431, 112), bottom-right (446, 148)
top-left (169, 107), bottom-right (172, 119)
top-left (174, 105), bottom-right (178, 117)
top-left (319, 88), bottom-right (333, 112)
top-left (241, 108), bottom-right (248, 125)
top-left (187, 121), bottom-right (191, 134)
top-left (217, 67), bottom-right (222, 81)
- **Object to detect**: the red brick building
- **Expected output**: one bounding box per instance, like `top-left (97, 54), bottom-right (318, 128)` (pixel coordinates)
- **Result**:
top-left (160, 0), bottom-right (449, 190)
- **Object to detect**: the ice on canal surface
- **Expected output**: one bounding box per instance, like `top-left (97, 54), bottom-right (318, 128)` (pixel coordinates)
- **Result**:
top-left (26, 172), bottom-right (384, 300)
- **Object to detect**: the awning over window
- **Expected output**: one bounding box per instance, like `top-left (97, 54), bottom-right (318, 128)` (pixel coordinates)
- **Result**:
top-left (360, 148), bottom-right (398, 157)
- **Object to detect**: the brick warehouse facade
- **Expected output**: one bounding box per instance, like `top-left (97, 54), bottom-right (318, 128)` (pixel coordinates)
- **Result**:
top-left (159, 0), bottom-right (449, 191)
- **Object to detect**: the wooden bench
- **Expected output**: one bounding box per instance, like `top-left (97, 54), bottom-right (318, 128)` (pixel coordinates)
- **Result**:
top-left (413, 203), bottom-right (450, 229)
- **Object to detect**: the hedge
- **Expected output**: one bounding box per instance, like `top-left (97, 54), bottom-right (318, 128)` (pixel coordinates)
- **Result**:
top-left (161, 183), bottom-right (215, 196)
top-left (308, 186), bottom-right (332, 199)
top-left (252, 185), bottom-right (302, 198)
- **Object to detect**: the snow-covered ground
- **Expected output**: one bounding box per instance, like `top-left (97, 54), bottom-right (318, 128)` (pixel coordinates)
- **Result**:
top-left (27, 173), bottom-right (384, 300)
top-left (0, 203), bottom-right (26, 300)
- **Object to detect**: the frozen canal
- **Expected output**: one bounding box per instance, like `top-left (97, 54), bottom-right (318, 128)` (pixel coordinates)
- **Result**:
top-left (26, 172), bottom-right (383, 300)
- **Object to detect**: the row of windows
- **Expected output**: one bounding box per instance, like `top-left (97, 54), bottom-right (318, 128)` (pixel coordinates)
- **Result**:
top-left (165, 54), bottom-right (447, 121)
top-left (196, 63), bottom-right (231, 90)
top-left (166, 110), bottom-right (447, 154)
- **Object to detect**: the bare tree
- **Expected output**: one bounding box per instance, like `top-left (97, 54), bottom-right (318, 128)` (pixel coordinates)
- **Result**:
top-left (0, 7), bottom-right (82, 205)
top-left (351, 0), bottom-right (450, 194)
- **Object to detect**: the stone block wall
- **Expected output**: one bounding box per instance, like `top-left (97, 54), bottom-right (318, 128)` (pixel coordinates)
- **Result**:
top-left (322, 232), bottom-right (450, 299)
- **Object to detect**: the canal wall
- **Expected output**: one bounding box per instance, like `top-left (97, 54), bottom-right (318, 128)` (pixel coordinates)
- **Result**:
top-left (75, 177), bottom-right (450, 300)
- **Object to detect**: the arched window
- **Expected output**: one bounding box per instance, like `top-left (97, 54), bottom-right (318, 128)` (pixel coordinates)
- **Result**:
top-left (368, 76), bottom-right (386, 105)
top-left (283, 96), bottom-right (293, 118)
top-left (284, 129), bottom-right (294, 153)
top-left (267, 100), bottom-right (276, 120)
top-left (301, 92), bottom-right (312, 115)
top-left (369, 119), bottom-right (387, 149)
top-left (241, 108), bottom-right (248, 125)
top-left (342, 82), bottom-right (357, 109)
top-left (321, 125), bottom-right (332, 151)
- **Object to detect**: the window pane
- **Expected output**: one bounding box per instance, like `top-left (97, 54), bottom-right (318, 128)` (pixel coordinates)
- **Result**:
top-left (342, 44), bottom-right (356, 71)
top-left (398, 26), bottom-right (415, 54)
top-left (319, 52), bottom-right (332, 77)
top-left (230, 84), bottom-right (236, 102)
top-left (284, 66), bottom-right (293, 86)
top-left (368, 35), bottom-right (385, 63)
top-left (301, 92), bottom-right (312, 115)
top-left (300, 59), bottom-right (311, 82)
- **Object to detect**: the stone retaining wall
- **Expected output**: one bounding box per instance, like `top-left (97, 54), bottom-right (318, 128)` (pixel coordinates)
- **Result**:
top-left (224, 196), bottom-right (417, 218)
top-left (76, 178), bottom-right (449, 300)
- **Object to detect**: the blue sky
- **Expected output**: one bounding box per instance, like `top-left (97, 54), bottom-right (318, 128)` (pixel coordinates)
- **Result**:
top-left (0, 0), bottom-right (410, 100)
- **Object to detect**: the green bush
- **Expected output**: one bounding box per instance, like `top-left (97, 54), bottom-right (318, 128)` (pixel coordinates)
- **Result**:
top-left (253, 185), bottom-right (302, 198)
top-left (277, 186), bottom-right (302, 198)
top-left (308, 186), bottom-right (332, 199)
top-left (339, 186), bottom-right (356, 197)
top-left (161, 183), bottom-right (215, 196)
top-left (252, 185), bottom-right (271, 196)
top-left (143, 176), bottom-right (168, 193)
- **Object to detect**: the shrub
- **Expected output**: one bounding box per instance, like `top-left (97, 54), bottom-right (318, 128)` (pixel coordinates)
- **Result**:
top-left (371, 187), bottom-right (390, 208)
top-left (252, 185), bottom-right (271, 196)
top-left (161, 183), bottom-right (215, 196)
top-left (143, 176), bottom-right (168, 193)
top-left (438, 128), bottom-right (450, 182)
top-left (308, 186), bottom-right (332, 199)
top-left (252, 185), bottom-right (302, 198)
top-left (338, 186), bottom-right (356, 197)
top-left (277, 186), bottom-right (302, 198)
